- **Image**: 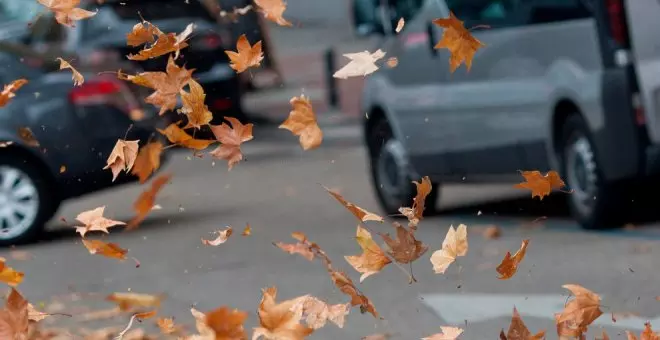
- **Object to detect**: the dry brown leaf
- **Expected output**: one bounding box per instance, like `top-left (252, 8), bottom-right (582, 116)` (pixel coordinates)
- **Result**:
top-left (27, 303), bottom-right (49, 322)
top-left (329, 271), bottom-right (378, 318)
top-left (158, 124), bottom-right (215, 151)
top-left (275, 240), bottom-right (316, 261)
top-left (199, 306), bottom-right (248, 340)
top-left (0, 259), bottom-right (24, 287)
top-left (482, 225), bottom-right (501, 239)
top-left (242, 224), bottom-right (251, 236)
top-left (333, 50), bottom-right (386, 79)
top-left (81, 239), bottom-right (127, 261)
top-left (59, 165), bottom-right (66, 173)
top-left (514, 170), bottom-right (565, 200)
top-left (556, 284), bottom-right (603, 337)
top-left (430, 224), bottom-right (468, 274)
top-left (295, 296), bottom-right (350, 330)
top-left (280, 96), bottom-right (323, 150)
top-left (422, 326), bottom-right (464, 340)
top-left (496, 239), bottom-right (530, 280)
top-left (127, 173), bottom-right (172, 230)
top-left (225, 34), bottom-right (264, 74)
top-left (433, 12), bottom-right (485, 72)
top-left (398, 176), bottom-right (432, 229)
top-left (386, 57), bottom-right (398, 68)
top-left (135, 310), bottom-right (157, 320)
top-left (253, 287), bottom-right (313, 340)
top-left (201, 227), bottom-right (233, 246)
top-left (56, 58), bottom-right (84, 86)
top-left (156, 317), bottom-right (180, 335)
top-left (126, 21), bottom-right (162, 47)
top-left (499, 307), bottom-right (545, 340)
top-left (253, 0), bottom-right (292, 26)
top-left (381, 222), bottom-right (428, 264)
top-left (0, 288), bottom-right (29, 339)
top-left (323, 186), bottom-right (383, 222)
top-left (395, 18), bottom-right (405, 33)
top-left (345, 225), bottom-right (391, 282)
top-left (18, 127), bottom-right (39, 147)
top-left (131, 142), bottom-right (163, 184)
top-left (627, 322), bottom-right (660, 340)
top-left (0, 79), bottom-right (27, 108)
top-left (104, 139), bottom-right (139, 182)
top-left (127, 23), bottom-right (194, 61)
top-left (180, 79), bottom-right (212, 129)
top-left (209, 117), bottom-right (254, 170)
top-left (106, 293), bottom-right (162, 312)
top-left (118, 56), bottom-right (194, 115)
top-left (74, 206), bottom-right (125, 237)
top-left (37, 0), bottom-right (97, 27)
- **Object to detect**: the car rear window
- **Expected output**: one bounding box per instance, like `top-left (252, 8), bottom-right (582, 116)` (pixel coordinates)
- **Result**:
top-left (109, 0), bottom-right (214, 21)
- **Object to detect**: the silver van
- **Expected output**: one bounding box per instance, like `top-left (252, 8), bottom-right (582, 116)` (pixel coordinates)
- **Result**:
top-left (353, 0), bottom-right (660, 229)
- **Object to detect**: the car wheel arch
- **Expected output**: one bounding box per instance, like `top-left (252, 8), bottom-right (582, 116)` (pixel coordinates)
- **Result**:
top-left (0, 145), bottom-right (58, 195)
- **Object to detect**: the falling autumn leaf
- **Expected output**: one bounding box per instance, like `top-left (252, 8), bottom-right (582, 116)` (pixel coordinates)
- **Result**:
top-left (118, 56), bottom-right (194, 115)
top-left (0, 288), bottom-right (29, 339)
top-left (433, 12), bottom-right (485, 72)
top-left (499, 307), bottom-right (545, 340)
top-left (556, 284), bottom-right (603, 337)
top-left (180, 79), bottom-right (212, 129)
top-left (253, 0), bottom-right (292, 26)
top-left (626, 323), bottom-right (660, 340)
top-left (514, 170), bottom-right (566, 200)
top-left (127, 173), bottom-right (172, 230)
top-left (56, 58), bottom-right (84, 86)
top-left (496, 239), bottom-right (530, 280)
top-left (0, 79), bottom-right (27, 108)
top-left (275, 239), bottom-right (316, 261)
top-left (158, 123), bottom-right (215, 151)
top-left (157, 317), bottom-right (180, 335)
top-left (135, 310), bottom-right (158, 321)
top-left (127, 23), bottom-right (194, 61)
top-left (395, 18), bottom-right (405, 33)
top-left (380, 222), bottom-right (428, 265)
top-left (17, 127), bottom-right (39, 147)
top-left (345, 225), bottom-right (391, 282)
top-left (225, 34), bottom-right (264, 74)
top-left (280, 96), bottom-right (323, 150)
top-left (430, 224), bottom-right (468, 274)
top-left (422, 326), bottom-right (464, 340)
top-left (131, 141), bottom-right (163, 184)
top-left (333, 50), bottom-right (386, 79)
top-left (37, 0), bottom-right (97, 27)
top-left (386, 57), bottom-right (398, 68)
top-left (399, 176), bottom-right (432, 229)
top-left (74, 206), bottom-right (126, 237)
top-left (294, 296), bottom-right (350, 330)
top-left (81, 239), bottom-right (128, 261)
top-left (209, 117), bottom-right (254, 170)
top-left (253, 287), bottom-right (313, 340)
top-left (329, 270), bottom-right (378, 317)
top-left (197, 306), bottom-right (249, 340)
top-left (104, 139), bottom-right (139, 182)
top-left (106, 292), bottom-right (162, 312)
top-left (482, 225), bottom-right (501, 239)
top-left (323, 186), bottom-right (383, 222)
top-left (202, 227), bottom-right (233, 246)
top-left (59, 165), bottom-right (66, 173)
top-left (126, 21), bottom-right (162, 47)
top-left (0, 259), bottom-right (24, 287)
top-left (242, 224), bottom-right (252, 236)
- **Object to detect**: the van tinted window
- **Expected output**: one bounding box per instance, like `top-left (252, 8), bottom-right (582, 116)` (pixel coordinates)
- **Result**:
top-left (528, 0), bottom-right (592, 24)
top-left (446, 0), bottom-right (521, 28)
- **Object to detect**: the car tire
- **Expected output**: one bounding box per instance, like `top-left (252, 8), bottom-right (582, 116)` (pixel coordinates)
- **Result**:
top-left (0, 155), bottom-right (57, 246)
top-left (559, 114), bottom-right (624, 230)
top-left (367, 118), bottom-right (440, 216)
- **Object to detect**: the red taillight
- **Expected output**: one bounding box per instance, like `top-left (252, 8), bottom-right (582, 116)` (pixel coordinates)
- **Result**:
top-left (68, 80), bottom-right (121, 104)
top-left (192, 33), bottom-right (223, 50)
top-left (606, 0), bottom-right (629, 46)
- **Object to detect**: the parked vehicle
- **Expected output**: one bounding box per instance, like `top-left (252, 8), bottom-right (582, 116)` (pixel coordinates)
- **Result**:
top-left (355, 0), bottom-right (660, 229)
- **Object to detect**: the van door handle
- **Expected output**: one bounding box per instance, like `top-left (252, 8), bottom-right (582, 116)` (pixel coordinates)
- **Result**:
top-left (427, 22), bottom-right (437, 56)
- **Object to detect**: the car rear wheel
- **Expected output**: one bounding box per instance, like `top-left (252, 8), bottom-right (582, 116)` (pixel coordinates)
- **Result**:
top-left (0, 156), bottom-right (57, 245)
top-left (560, 114), bottom-right (624, 229)
top-left (368, 118), bottom-right (439, 216)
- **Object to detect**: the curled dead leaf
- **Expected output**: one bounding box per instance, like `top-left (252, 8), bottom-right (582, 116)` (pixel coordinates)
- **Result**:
top-left (430, 224), bottom-right (468, 274)
top-left (106, 292), bottom-right (162, 312)
top-left (0, 79), bottom-right (27, 108)
top-left (496, 239), bottom-right (530, 280)
top-left (81, 239), bottom-right (128, 261)
top-left (253, 287), bottom-right (313, 340)
top-left (344, 225), bottom-right (391, 282)
top-left (158, 123), bottom-right (215, 151)
top-left (202, 227), bottom-right (233, 246)
top-left (323, 186), bottom-right (383, 222)
top-left (127, 173), bottom-right (172, 230)
top-left (280, 96), bottom-right (323, 150)
top-left (104, 139), bottom-right (139, 182)
top-left (56, 58), bottom-right (84, 86)
top-left (37, 0), bottom-right (97, 27)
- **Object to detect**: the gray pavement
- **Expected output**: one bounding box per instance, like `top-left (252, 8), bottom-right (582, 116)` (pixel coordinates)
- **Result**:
top-left (6, 126), bottom-right (660, 339)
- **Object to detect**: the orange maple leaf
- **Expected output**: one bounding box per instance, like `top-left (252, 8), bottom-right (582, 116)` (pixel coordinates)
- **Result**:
top-left (0, 79), bottom-right (27, 108)
top-left (398, 176), bottom-right (433, 229)
top-left (242, 224), bottom-right (252, 236)
top-left (280, 96), bottom-right (324, 150)
top-left (158, 123), bottom-right (215, 151)
top-left (56, 58), bottom-right (84, 86)
top-left (126, 21), bottom-right (162, 47)
top-left (127, 173), bottom-right (172, 230)
top-left (496, 239), bottom-right (530, 280)
top-left (74, 206), bottom-right (125, 237)
top-left (118, 56), bottom-right (194, 115)
top-left (209, 117), bottom-right (254, 170)
top-left (323, 186), bottom-right (383, 222)
top-left (514, 170), bottom-right (566, 200)
top-left (333, 50), bottom-right (386, 79)
top-left (433, 12), bottom-right (485, 73)
top-left (200, 306), bottom-right (249, 340)
top-left (0, 288), bottom-right (29, 339)
top-left (131, 141), bottom-right (163, 184)
top-left (0, 259), bottom-right (24, 287)
top-left (106, 292), bottom-right (162, 312)
top-left (556, 284), bottom-right (603, 337)
top-left (627, 322), bottom-right (660, 340)
top-left (37, 0), bottom-right (97, 27)
top-left (253, 0), bottom-right (292, 27)
top-left (253, 287), bottom-right (313, 340)
top-left (201, 226), bottom-right (233, 246)
top-left (104, 139), bottom-right (139, 182)
top-left (180, 79), bottom-right (213, 129)
top-left (430, 224), bottom-right (468, 274)
top-left (422, 326), bottom-right (464, 340)
top-left (345, 225), bottom-right (391, 282)
top-left (157, 317), bottom-right (182, 335)
top-left (499, 307), bottom-right (545, 340)
top-left (81, 239), bottom-right (128, 260)
top-left (380, 222), bottom-right (428, 265)
top-left (127, 23), bottom-right (194, 61)
top-left (225, 34), bottom-right (264, 74)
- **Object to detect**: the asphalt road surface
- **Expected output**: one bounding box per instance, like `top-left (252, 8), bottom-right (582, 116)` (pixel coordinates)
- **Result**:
top-left (4, 124), bottom-right (660, 339)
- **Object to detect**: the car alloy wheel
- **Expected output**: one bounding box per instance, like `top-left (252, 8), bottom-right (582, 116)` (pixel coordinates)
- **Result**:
top-left (564, 135), bottom-right (598, 218)
top-left (376, 138), bottom-right (411, 208)
top-left (0, 165), bottom-right (40, 240)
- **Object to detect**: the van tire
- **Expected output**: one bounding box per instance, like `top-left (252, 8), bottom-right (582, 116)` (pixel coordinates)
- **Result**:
top-left (559, 114), bottom-right (624, 229)
top-left (367, 118), bottom-right (439, 217)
